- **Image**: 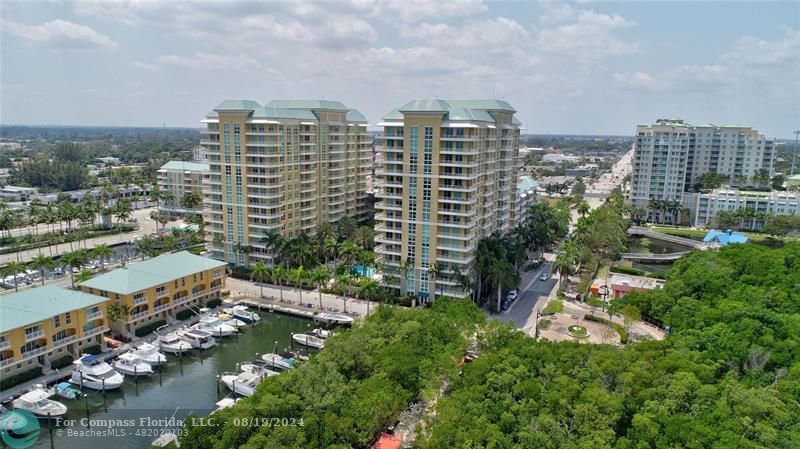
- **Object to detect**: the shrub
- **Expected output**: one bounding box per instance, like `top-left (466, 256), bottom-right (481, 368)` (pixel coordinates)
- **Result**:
top-left (583, 314), bottom-right (628, 344)
top-left (83, 345), bottom-right (101, 355)
top-left (0, 367), bottom-right (43, 390)
top-left (537, 319), bottom-right (551, 330)
top-left (175, 309), bottom-right (194, 321)
top-left (50, 355), bottom-right (74, 370)
top-left (135, 320), bottom-right (167, 338)
top-left (220, 289), bottom-right (230, 298)
top-left (610, 265), bottom-right (666, 279)
top-left (206, 298), bottom-right (222, 309)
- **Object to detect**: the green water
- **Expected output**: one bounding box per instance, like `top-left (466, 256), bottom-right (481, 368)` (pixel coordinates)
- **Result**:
top-left (27, 311), bottom-right (316, 449)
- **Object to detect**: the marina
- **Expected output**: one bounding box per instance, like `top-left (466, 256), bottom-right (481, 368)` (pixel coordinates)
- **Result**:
top-left (2, 309), bottom-right (325, 449)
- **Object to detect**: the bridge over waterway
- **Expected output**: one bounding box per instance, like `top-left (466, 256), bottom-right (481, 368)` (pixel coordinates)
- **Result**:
top-left (623, 227), bottom-right (714, 263)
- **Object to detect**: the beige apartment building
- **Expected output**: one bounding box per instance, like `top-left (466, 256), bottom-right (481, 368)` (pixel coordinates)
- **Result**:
top-left (202, 100), bottom-right (371, 265)
top-left (374, 100), bottom-right (521, 301)
top-left (157, 160), bottom-right (209, 218)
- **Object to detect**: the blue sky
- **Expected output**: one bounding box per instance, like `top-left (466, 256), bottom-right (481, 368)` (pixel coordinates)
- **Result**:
top-left (1, 1), bottom-right (798, 136)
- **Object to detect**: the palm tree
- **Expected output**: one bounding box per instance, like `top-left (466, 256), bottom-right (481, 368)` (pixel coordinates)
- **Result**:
top-left (323, 238), bottom-right (339, 270)
top-left (485, 259), bottom-right (516, 313)
top-left (399, 259), bottom-right (414, 297)
top-left (553, 243), bottom-right (578, 292)
top-left (357, 278), bottom-right (381, 315)
top-left (29, 254), bottom-right (53, 286)
top-left (76, 268), bottom-right (94, 284)
top-left (335, 274), bottom-right (352, 313)
top-left (428, 263), bottom-right (441, 303)
top-left (3, 261), bottom-right (27, 292)
top-left (336, 216), bottom-right (358, 240)
top-left (250, 261), bottom-right (268, 298)
top-left (180, 192), bottom-right (202, 211)
top-left (274, 265), bottom-right (287, 302)
top-left (260, 231), bottom-right (283, 267)
top-left (134, 236), bottom-right (156, 260)
top-left (291, 267), bottom-right (306, 305)
top-left (289, 235), bottom-right (314, 268)
top-left (149, 186), bottom-right (164, 210)
top-left (60, 249), bottom-right (89, 288)
top-left (309, 266), bottom-right (330, 310)
top-left (354, 226), bottom-right (374, 250)
top-left (647, 198), bottom-right (664, 224)
top-left (339, 240), bottom-right (360, 271)
top-left (577, 201), bottom-right (590, 218)
top-left (163, 235), bottom-right (179, 252)
top-left (92, 244), bottom-right (114, 271)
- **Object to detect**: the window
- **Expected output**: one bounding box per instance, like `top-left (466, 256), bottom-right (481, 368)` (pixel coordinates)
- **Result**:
top-left (65, 312), bottom-right (71, 325)
top-left (54, 315), bottom-right (61, 328)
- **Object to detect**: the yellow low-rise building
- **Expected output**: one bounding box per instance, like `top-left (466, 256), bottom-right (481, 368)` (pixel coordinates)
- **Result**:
top-left (79, 251), bottom-right (227, 337)
top-left (0, 285), bottom-right (110, 377)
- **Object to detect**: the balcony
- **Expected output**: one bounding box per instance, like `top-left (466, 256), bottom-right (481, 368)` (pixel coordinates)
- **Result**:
top-left (21, 346), bottom-right (49, 358)
top-left (134, 296), bottom-right (148, 305)
top-left (0, 339), bottom-right (9, 350)
top-left (130, 310), bottom-right (150, 321)
top-left (153, 303), bottom-right (173, 313)
top-left (52, 335), bottom-right (77, 348)
top-left (25, 330), bottom-right (44, 342)
top-left (86, 310), bottom-right (103, 320)
top-left (0, 357), bottom-right (15, 368)
top-left (84, 326), bottom-right (109, 338)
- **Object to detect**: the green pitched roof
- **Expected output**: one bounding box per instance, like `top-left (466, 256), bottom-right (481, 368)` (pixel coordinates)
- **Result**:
top-left (159, 161), bottom-right (210, 172)
top-left (390, 99), bottom-right (518, 122)
top-left (214, 99), bottom-right (261, 112)
top-left (255, 107), bottom-right (317, 120)
top-left (265, 100), bottom-right (350, 111)
top-left (81, 251), bottom-right (227, 295)
top-left (346, 109), bottom-right (367, 123)
top-left (0, 285), bottom-right (108, 334)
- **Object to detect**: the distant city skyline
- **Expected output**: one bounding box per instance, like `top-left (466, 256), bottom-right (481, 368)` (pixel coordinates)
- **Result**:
top-left (1, 1), bottom-right (798, 136)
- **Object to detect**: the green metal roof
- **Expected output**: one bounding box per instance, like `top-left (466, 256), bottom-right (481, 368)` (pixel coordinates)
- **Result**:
top-left (81, 251), bottom-right (227, 295)
top-left (517, 176), bottom-right (538, 194)
top-left (159, 161), bottom-right (210, 172)
top-left (0, 285), bottom-right (108, 334)
top-left (265, 100), bottom-right (350, 111)
top-left (346, 109), bottom-right (367, 123)
top-left (256, 107), bottom-right (317, 120)
top-left (214, 99), bottom-right (261, 112)
top-left (390, 99), bottom-right (517, 122)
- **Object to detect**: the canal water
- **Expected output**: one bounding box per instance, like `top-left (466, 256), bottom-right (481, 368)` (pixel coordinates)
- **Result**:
top-left (28, 311), bottom-right (316, 449)
top-left (624, 237), bottom-right (692, 273)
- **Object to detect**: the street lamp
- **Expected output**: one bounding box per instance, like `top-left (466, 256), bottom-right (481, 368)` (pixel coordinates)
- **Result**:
top-left (793, 130), bottom-right (800, 176)
top-left (598, 285), bottom-right (610, 313)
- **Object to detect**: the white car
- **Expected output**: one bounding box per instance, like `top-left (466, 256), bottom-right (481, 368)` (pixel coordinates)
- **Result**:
top-left (506, 290), bottom-right (518, 300)
top-left (539, 272), bottom-right (550, 281)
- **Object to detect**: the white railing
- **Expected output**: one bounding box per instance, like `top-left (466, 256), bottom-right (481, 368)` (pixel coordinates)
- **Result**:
top-left (130, 310), bottom-right (150, 321)
top-left (0, 357), bottom-right (15, 367)
top-left (134, 296), bottom-right (149, 305)
top-left (86, 311), bottom-right (103, 320)
top-left (21, 346), bottom-right (48, 358)
top-left (83, 326), bottom-right (108, 338)
top-left (0, 340), bottom-right (9, 350)
top-left (52, 335), bottom-right (77, 347)
top-left (153, 303), bottom-right (173, 313)
top-left (25, 330), bottom-right (44, 342)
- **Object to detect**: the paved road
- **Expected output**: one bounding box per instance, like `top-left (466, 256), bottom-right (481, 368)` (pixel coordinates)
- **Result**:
top-left (497, 258), bottom-right (557, 332)
top-left (0, 207), bottom-right (160, 266)
top-left (225, 277), bottom-right (378, 318)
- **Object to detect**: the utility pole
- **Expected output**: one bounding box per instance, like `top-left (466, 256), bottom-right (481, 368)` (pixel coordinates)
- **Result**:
top-left (793, 130), bottom-right (800, 176)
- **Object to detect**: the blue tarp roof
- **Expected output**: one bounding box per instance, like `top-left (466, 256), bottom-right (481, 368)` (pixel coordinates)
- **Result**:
top-left (704, 229), bottom-right (749, 245)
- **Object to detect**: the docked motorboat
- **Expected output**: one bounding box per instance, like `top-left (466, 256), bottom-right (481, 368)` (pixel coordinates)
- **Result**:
top-left (12, 387), bottom-right (68, 418)
top-left (211, 397), bottom-right (240, 414)
top-left (157, 332), bottom-right (193, 354)
top-left (177, 328), bottom-right (217, 349)
top-left (53, 382), bottom-right (81, 400)
top-left (260, 353), bottom-right (295, 370)
top-left (192, 316), bottom-right (237, 337)
top-left (112, 352), bottom-right (154, 376)
top-left (281, 350), bottom-right (309, 362)
top-left (228, 305), bottom-right (260, 324)
top-left (220, 371), bottom-right (267, 397)
top-left (316, 312), bottom-right (354, 325)
top-left (131, 342), bottom-right (168, 366)
top-left (293, 332), bottom-right (326, 349)
top-left (312, 328), bottom-right (332, 339)
top-left (240, 360), bottom-right (280, 377)
top-left (217, 311), bottom-right (247, 329)
top-left (70, 354), bottom-right (124, 390)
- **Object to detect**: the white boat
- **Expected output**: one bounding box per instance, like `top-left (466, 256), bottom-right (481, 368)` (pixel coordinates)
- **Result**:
top-left (177, 329), bottom-right (217, 349)
top-left (112, 352), bottom-right (153, 376)
top-left (240, 361), bottom-right (280, 377)
top-left (229, 305), bottom-right (260, 324)
top-left (131, 342), bottom-right (167, 366)
top-left (212, 397), bottom-right (239, 414)
top-left (312, 328), bottom-right (332, 339)
top-left (217, 311), bottom-right (247, 329)
top-left (70, 354), bottom-right (124, 390)
top-left (293, 333), bottom-right (326, 349)
top-left (12, 387), bottom-right (68, 418)
top-left (220, 371), bottom-right (266, 397)
top-left (260, 353), bottom-right (295, 370)
top-left (192, 316), bottom-right (236, 337)
top-left (157, 332), bottom-right (193, 354)
top-left (316, 312), bottom-right (354, 325)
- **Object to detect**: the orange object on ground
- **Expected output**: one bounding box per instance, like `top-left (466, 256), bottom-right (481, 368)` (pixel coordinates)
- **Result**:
top-left (373, 433), bottom-right (402, 449)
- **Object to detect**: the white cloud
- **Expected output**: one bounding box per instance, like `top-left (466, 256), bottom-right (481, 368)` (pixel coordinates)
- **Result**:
top-left (375, 0), bottom-right (487, 23)
top-left (0, 19), bottom-right (118, 50)
top-left (536, 10), bottom-right (638, 62)
top-left (538, 2), bottom-right (577, 24)
top-left (133, 61), bottom-right (161, 72)
top-left (158, 52), bottom-right (262, 70)
top-left (613, 71), bottom-right (660, 91)
top-left (722, 29), bottom-right (800, 67)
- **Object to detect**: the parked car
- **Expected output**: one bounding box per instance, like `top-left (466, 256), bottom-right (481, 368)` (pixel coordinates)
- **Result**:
top-left (506, 289), bottom-right (518, 300)
top-left (539, 272), bottom-right (550, 281)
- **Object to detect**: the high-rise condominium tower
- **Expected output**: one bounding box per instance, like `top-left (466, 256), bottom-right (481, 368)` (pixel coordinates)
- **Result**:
top-left (202, 100), bottom-right (371, 265)
top-left (631, 118), bottom-right (775, 214)
top-left (374, 100), bottom-right (521, 301)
